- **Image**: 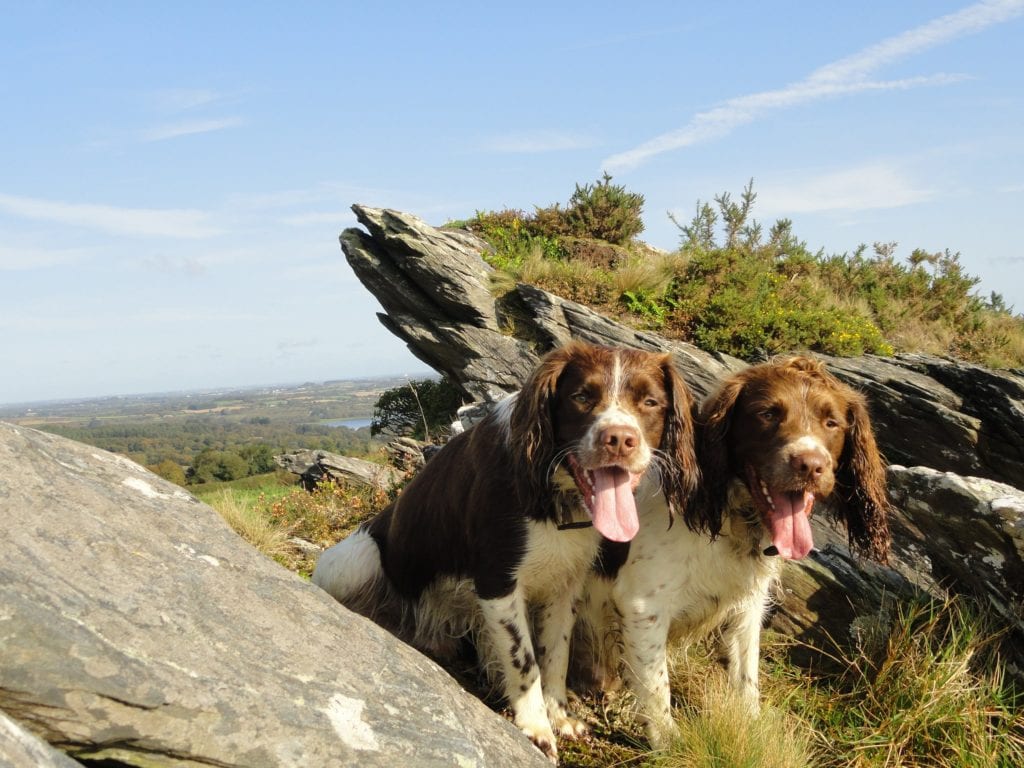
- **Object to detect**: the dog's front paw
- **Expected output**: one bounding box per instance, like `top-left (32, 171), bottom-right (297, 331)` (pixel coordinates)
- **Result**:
top-left (514, 708), bottom-right (558, 762)
top-left (547, 700), bottom-right (589, 741)
top-left (521, 722), bottom-right (558, 763)
top-left (552, 713), bottom-right (588, 740)
top-left (646, 717), bottom-right (680, 751)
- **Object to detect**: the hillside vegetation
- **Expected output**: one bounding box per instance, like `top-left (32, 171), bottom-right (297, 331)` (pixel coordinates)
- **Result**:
top-left (458, 176), bottom-right (1024, 369)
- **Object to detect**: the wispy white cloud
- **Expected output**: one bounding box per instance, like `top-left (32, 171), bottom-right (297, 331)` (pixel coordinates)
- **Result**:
top-left (604, 0), bottom-right (1024, 172)
top-left (148, 88), bottom-right (225, 112)
top-left (142, 116), bottom-right (244, 142)
top-left (756, 164), bottom-right (936, 214)
top-left (481, 131), bottom-right (600, 154)
top-left (0, 245), bottom-right (91, 271)
top-left (0, 193), bottom-right (222, 238)
top-left (280, 210), bottom-right (355, 227)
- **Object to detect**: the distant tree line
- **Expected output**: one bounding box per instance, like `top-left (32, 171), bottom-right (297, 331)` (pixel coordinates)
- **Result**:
top-left (44, 417), bottom-right (382, 487)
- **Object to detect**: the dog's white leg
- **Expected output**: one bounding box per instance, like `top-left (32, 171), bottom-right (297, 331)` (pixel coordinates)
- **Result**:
top-left (618, 606), bottom-right (676, 749)
top-left (536, 591), bottom-right (588, 741)
top-left (722, 600), bottom-right (765, 714)
top-left (480, 590), bottom-right (558, 763)
top-left (575, 576), bottom-right (622, 692)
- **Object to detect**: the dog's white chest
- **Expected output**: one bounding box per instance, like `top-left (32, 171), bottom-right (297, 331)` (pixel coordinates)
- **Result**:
top-left (616, 496), bottom-right (779, 638)
top-left (520, 522), bottom-right (601, 601)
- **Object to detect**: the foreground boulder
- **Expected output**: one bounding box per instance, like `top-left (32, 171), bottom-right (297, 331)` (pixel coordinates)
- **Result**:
top-left (1, 712), bottom-right (83, 768)
top-left (0, 422), bottom-right (548, 767)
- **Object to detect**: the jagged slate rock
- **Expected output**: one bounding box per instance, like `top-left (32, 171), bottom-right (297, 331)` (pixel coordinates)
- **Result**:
top-left (0, 422), bottom-right (549, 768)
top-left (893, 355), bottom-right (1024, 486)
top-left (825, 354), bottom-right (1024, 488)
top-left (0, 712), bottom-right (84, 768)
top-left (514, 283), bottom-right (745, 400)
top-left (342, 208), bottom-right (534, 402)
top-left (352, 206), bottom-right (498, 328)
top-left (772, 464), bottom-right (1024, 677)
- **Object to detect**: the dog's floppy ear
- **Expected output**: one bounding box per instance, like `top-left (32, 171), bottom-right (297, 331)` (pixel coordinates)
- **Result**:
top-left (692, 373), bottom-right (747, 537)
top-left (508, 344), bottom-right (576, 517)
top-left (657, 355), bottom-right (699, 521)
top-left (833, 389), bottom-right (892, 563)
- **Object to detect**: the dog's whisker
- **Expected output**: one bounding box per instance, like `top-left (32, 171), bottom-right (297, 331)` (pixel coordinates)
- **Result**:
top-left (547, 445), bottom-right (580, 485)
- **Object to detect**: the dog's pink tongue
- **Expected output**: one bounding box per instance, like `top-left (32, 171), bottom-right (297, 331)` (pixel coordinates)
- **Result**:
top-left (768, 490), bottom-right (815, 559)
top-left (591, 467), bottom-right (640, 542)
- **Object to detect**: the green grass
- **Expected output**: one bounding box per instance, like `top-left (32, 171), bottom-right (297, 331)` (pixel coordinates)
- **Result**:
top-left (769, 599), bottom-right (1024, 768)
top-left (202, 476), bottom-right (387, 577)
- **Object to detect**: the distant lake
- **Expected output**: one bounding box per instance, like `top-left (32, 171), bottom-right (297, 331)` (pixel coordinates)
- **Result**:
top-left (322, 417), bottom-right (372, 429)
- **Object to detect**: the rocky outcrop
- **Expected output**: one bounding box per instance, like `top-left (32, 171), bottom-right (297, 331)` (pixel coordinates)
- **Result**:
top-left (341, 205), bottom-right (1024, 673)
top-left (343, 206), bottom-right (1024, 489)
top-left (275, 448), bottom-right (404, 491)
top-left (0, 422), bottom-right (549, 767)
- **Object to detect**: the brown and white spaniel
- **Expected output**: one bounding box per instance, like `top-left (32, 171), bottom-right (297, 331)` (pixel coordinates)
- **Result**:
top-left (579, 355), bottom-right (891, 747)
top-left (313, 342), bottom-right (697, 761)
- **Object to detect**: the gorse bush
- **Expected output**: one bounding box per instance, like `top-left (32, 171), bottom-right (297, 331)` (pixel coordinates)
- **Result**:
top-left (468, 209), bottom-right (567, 272)
top-left (560, 172), bottom-right (645, 244)
top-left (461, 174), bottom-right (646, 275)
top-left (371, 376), bottom-right (464, 440)
top-left (668, 183), bottom-right (1023, 365)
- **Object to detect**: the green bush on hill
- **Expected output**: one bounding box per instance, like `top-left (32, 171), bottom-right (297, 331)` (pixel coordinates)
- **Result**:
top-left (466, 178), bottom-right (1024, 369)
top-left (371, 377), bottom-right (464, 440)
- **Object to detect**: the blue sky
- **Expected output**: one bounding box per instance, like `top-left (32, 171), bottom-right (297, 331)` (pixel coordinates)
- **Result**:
top-left (2, 1), bottom-right (1022, 405)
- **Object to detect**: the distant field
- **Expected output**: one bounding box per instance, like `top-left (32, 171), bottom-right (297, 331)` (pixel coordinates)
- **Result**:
top-left (0, 377), bottom-right (408, 426)
top-left (0, 377), bottom-right (422, 471)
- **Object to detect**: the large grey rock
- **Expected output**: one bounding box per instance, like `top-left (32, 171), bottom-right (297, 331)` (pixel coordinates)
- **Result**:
top-left (0, 421), bottom-right (548, 767)
top-left (341, 207), bottom-right (534, 403)
top-left (0, 712), bottom-right (84, 768)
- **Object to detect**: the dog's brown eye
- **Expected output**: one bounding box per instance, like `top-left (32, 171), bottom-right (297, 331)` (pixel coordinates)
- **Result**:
top-left (759, 408), bottom-right (777, 422)
top-left (572, 392), bottom-right (591, 406)
top-left (643, 397), bottom-right (661, 408)
top-left (825, 417), bottom-right (841, 429)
